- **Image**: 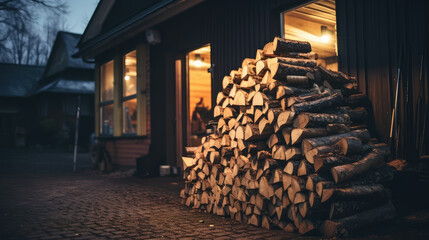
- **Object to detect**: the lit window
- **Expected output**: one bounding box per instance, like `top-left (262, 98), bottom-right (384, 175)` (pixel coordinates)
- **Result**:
top-left (100, 60), bottom-right (114, 135)
top-left (282, 0), bottom-right (338, 71)
top-left (96, 46), bottom-right (148, 137)
top-left (122, 50), bottom-right (138, 135)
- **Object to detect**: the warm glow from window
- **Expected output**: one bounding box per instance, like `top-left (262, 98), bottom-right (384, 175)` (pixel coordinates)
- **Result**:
top-left (123, 50), bottom-right (137, 97)
top-left (100, 60), bottom-right (114, 135)
top-left (320, 34), bottom-right (331, 43)
top-left (100, 60), bottom-right (114, 102)
top-left (188, 45), bottom-right (211, 147)
top-left (283, 0), bottom-right (338, 71)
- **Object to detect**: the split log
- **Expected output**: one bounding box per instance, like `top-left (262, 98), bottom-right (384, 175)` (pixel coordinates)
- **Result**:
top-left (297, 160), bottom-right (314, 176)
top-left (267, 56), bottom-right (317, 69)
top-left (286, 90), bottom-right (331, 107)
top-left (284, 160), bottom-right (300, 175)
top-left (305, 145), bottom-right (336, 164)
top-left (320, 201), bottom-right (395, 238)
top-left (326, 123), bottom-right (350, 134)
top-left (281, 127), bottom-right (292, 145)
top-left (330, 184), bottom-right (390, 201)
top-left (293, 112), bottom-right (351, 128)
top-left (301, 129), bottom-right (370, 154)
top-left (291, 128), bottom-right (327, 145)
top-left (291, 92), bottom-right (343, 114)
top-left (273, 37), bottom-right (312, 54)
top-left (276, 85), bottom-right (319, 99)
top-left (334, 137), bottom-right (371, 155)
top-left (270, 62), bottom-right (315, 80)
top-left (255, 60), bottom-right (268, 77)
top-left (276, 111), bottom-right (295, 129)
top-left (305, 174), bottom-right (329, 191)
top-left (299, 219), bottom-right (322, 235)
top-left (329, 197), bottom-right (389, 219)
top-left (316, 181), bottom-right (335, 202)
top-left (182, 157), bottom-right (197, 170)
top-left (314, 155), bottom-right (360, 173)
top-left (267, 108), bottom-right (283, 124)
top-left (272, 145), bottom-right (287, 161)
top-left (285, 147), bottom-right (302, 161)
top-left (242, 64), bottom-right (256, 79)
top-left (331, 149), bottom-right (386, 184)
top-left (325, 107), bottom-right (367, 123)
top-left (318, 65), bottom-right (350, 87)
top-left (259, 176), bottom-right (274, 199)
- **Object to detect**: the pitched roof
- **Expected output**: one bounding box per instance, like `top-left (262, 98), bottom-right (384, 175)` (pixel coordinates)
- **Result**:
top-left (43, 31), bottom-right (94, 78)
top-left (0, 63), bottom-right (44, 97)
top-left (33, 78), bottom-right (94, 95)
top-left (32, 31), bottom-right (95, 95)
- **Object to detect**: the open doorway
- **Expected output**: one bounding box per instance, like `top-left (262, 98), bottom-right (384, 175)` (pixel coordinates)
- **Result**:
top-left (187, 45), bottom-right (212, 147)
top-left (282, 0), bottom-right (337, 71)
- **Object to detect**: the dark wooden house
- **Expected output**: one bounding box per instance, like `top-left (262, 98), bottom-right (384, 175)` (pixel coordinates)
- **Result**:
top-left (31, 31), bottom-right (95, 148)
top-left (76, 0), bottom-right (428, 168)
top-left (0, 63), bottom-right (44, 147)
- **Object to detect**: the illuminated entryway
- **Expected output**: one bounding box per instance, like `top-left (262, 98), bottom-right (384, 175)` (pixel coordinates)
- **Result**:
top-left (282, 0), bottom-right (337, 71)
top-left (187, 45), bottom-right (212, 147)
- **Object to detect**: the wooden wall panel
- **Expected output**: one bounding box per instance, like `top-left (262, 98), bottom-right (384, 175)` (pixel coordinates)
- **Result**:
top-left (105, 139), bottom-right (150, 167)
top-left (337, 0), bottom-right (429, 160)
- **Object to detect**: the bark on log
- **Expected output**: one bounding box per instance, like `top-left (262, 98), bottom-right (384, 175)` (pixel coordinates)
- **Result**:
top-left (331, 149), bottom-right (386, 184)
top-left (329, 198), bottom-right (389, 219)
top-left (314, 155), bottom-right (360, 173)
top-left (318, 65), bottom-right (351, 87)
top-left (267, 56), bottom-right (317, 69)
top-left (291, 128), bottom-right (328, 145)
top-left (273, 37), bottom-right (312, 54)
top-left (270, 62), bottom-right (315, 80)
top-left (334, 137), bottom-right (371, 156)
top-left (286, 90), bottom-right (331, 107)
top-left (292, 92), bottom-right (343, 114)
top-left (276, 85), bottom-right (319, 99)
top-left (301, 129), bottom-right (370, 154)
top-left (294, 112), bottom-right (351, 128)
top-left (320, 201), bottom-right (395, 238)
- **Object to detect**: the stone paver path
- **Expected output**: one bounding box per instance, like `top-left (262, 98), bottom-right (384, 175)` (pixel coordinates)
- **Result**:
top-left (1, 148), bottom-right (428, 239)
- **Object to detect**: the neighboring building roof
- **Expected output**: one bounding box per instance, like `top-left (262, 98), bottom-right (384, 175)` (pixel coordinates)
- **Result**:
top-left (32, 31), bottom-right (95, 95)
top-left (0, 63), bottom-right (45, 97)
top-left (33, 78), bottom-right (94, 95)
top-left (76, 0), bottom-right (204, 58)
top-left (44, 31), bottom-right (94, 78)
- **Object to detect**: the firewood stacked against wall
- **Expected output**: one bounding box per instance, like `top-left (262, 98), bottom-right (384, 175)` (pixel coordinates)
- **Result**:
top-left (180, 37), bottom-right (397, 237)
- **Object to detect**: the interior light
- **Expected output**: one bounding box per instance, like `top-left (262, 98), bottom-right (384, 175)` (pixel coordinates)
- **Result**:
top-left (124, 75), bottom-right (130, 81)
top-left (320, 34), bottom-right (331, 43)
top-left (320, 26), bottom-right (332, 43)
top-left (194, 54), bottom-right (204, 67)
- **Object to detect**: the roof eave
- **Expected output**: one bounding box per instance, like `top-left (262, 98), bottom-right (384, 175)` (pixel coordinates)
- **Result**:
top-left (74, 0), bottom-right (204, 59)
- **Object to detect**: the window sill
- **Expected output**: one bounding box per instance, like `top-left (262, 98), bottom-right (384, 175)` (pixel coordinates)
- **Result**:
top-left (97, 135), bottom-right (149, 141)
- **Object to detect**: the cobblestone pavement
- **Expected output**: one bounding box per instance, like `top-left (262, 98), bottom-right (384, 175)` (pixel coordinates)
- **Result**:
top-left (1, 148), bottom-right (429, 240)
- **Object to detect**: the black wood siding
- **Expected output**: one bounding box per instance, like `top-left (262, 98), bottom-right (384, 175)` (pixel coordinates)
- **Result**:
top-left (337, 0), bottom-right (429, 160)
top-left (152, 0), bottom-right (309, 165)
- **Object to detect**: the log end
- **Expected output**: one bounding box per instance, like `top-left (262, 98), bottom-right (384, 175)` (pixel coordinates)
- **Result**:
top-left (319, 220), bottom-right (343, 238)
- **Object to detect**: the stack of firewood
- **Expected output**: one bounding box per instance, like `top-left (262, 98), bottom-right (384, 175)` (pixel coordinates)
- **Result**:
top-left (181, 37), bottom-right (396, 237)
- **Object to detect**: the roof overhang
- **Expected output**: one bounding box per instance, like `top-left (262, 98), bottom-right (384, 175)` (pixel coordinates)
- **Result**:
top-left (75, 0), bottom-right (204, 59)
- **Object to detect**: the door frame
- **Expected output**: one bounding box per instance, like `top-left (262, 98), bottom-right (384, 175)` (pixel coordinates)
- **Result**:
top-left (175, 43), bottom-right (212, 168)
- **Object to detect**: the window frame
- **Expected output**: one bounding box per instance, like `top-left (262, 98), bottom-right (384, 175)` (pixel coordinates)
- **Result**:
top-left (95, 44), bottom-right (149, 138)
top-left (99, 59), bottom-right (115, 136)
top-left (280, 0), bottom-right (339, 71)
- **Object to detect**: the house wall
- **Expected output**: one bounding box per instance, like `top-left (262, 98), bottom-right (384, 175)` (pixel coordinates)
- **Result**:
top-left (336, 0), bottom-right (429, 160)
top-left (93, 0), bottom-right (428, 167)
top-left (153, 0), bottom-right (308, 167)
